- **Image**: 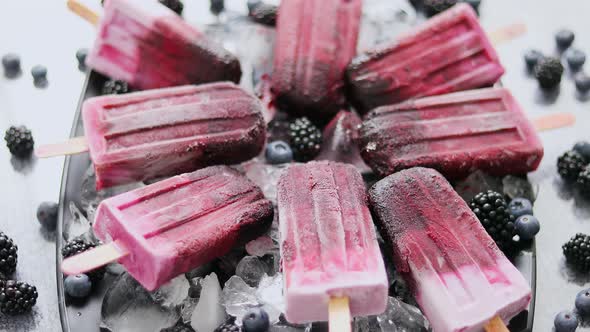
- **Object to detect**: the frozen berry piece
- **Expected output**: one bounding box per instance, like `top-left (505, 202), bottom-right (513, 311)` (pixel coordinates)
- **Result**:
top-left (534, 57), bottom-right (563, 89)
top-left (37, 202), bottom-right (58, 230)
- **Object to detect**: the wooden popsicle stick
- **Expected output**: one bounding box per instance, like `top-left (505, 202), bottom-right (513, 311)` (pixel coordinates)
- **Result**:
top-left (67, 0), bottom-right (100, 26)
top-left (36, 136), bottom-right (89, 158)
top-left (489, 23), bottom-right (527, 45)
top-left (328, 297), bottom-right (351, 332)
top-left (62, 241), bottom-right (128, 275)
top-left (484, 315), bottom-right (509, 332)
top-left (533, 112), bottom-right (576, 132)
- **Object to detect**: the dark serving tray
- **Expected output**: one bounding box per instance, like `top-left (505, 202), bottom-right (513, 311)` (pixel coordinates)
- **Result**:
top-left (55, 70), bottom-right (536, 331)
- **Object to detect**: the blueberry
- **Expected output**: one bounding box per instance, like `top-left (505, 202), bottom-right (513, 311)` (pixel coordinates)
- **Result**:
top-left (556, 29), bottom-right (575, 50)
top-left (566, 49), bottom-right (586, 71)
top-left (265, 141), bottom-right (293, 165)
top-left (242, 307), bottom-right (270, 332)
top-left (247, 0), bottom-right (262, 12)
top-left (574, 141), bottom-right (590, 161)
top-left (2, 53), bottom-right (21, 73)
top-left (574, 73), bottom-right (590, 94)
top-left (31, 65), bottom-right (47, 81)
top-left (210, 0), bottom-right (224, 15)
top-left (37, 202), bottom-right (58, 230)
top-left (64, 274), bottom-right (92, 298)
top-left (76, 48), bottom-right (88, 67)
top-left (508, 198), bottom-right (533, 218)
top-left (554, 310), bottom-right (578, 332)
top-left (576, 289), bottom-right (590, 316)
top-left (515, 215), bottom-right (540, 240)
top-left (524, 50), bottom-right (544, 71)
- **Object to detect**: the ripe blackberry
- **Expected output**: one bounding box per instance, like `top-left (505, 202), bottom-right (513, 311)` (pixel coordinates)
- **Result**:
top-left (288, 117), bottom-right (322, 162)
top-left (535, 57), bottom-right (564, 89)
top-left (102, 80), bottom-right (130, 95)
top-left (161, 322), bottom-right (195, 332)
top-left (563, 233), bottom-right (590, 271)
top-left (62, 239), bottom-right (105, 283)
top-left (423, 0), bottom-right (458, 17)
top-left (214, 323), bottom-right (240, 332)
top-left (159, 0), bottom-right (184, 15)
top-left (557, 150), bottom-right (588, 182)
top-left (4, 126), bottom-right (34, 158)
top-left (469, 191), bottom-right (518, 255)
top-left (248, 3), bottom-right (277, 26)
top-left (0, 232), bottom-right (18, 276)
top-left (578, 165), bottom-right (590, 197)
top-left (0, 280), bottom-right (38, 315)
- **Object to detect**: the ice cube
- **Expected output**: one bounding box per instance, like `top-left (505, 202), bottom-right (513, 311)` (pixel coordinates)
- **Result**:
top-left (503, 175), bottom-right (537, 202)
top-left (63, 202), bottom-right (93, 241)
top-left (260, 250), bottom-right (281, 276)
top-left (221, 276), bottom-right (259, 324)
top-left (270, 315), bottom-right (312, 332)
top-left (236, 256), bottom-right (268, 287)
top-left (191, 273), bottom-right (227, 332)
top-left (354, 316), bottom-right (381, 332)
top-left (256, 273), bottom-right (285, 324)
top-left (376, 297), bottom-right (430, 332)
top-left (358, 0), bottom-right (417, 51)
top-left (100, 273), bottom-right (179, 332)
top-left (150, 275), bottom-right (190, 309)
top-left (214, 247), bottom-right (248, 284)
top-left (181, 297), bottom-right (199, 324)
top-left (246, 236), bottom-right (277, 257)
top-left (454, 170), bottom-right (504, 203)
top-left (242, 160), bottom-right (287, 203)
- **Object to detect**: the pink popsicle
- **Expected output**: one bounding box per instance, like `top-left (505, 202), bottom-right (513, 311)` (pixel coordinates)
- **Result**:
top-left (87, 0), bottom-right (241, 90)
top-left (346, 3), bottom-right (504, 113)
top-left (82, 82), bottom-right (266, 190)
top-left (369, 167), bottom-right (531, 332)
top-left (89, 165), bottom-right (273, 291)
top-left (272, 0), bottom-right (362, 122)
top-left (357, 88), bottom-right (543, 178)
top-left (277, 161), bottom-right (388, 324)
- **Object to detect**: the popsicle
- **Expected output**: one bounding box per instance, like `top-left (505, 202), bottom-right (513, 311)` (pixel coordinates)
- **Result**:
top-left (37, 82), bottom-right (266, 190)
top-left (277, 161), bottom-right (388, 328)
top-left (346, 3), bottom-right (504, 113)
top-left (272, 0), bottom-right (362, 122)
top-left (369, 167), bottom-right (531, 332)
top-left (357, 88), bottom-right (544, 178)
top-left (62, 166), bottom-right (274, 291)
top-left (69, 0), bottom-right (241, 90)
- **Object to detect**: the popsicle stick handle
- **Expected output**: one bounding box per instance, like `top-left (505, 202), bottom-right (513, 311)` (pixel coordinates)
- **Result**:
top-left (533, 112), bottom-right (576, 132)
top-left (489, 23), bottom-right (527, 45)
top-left (62, 241), bottom-right (128, 276)
top-left (67, 0), bottom-right (100, 26)
top-left (484, 316), bottom-right (509, 332)
top-left (36, 136), bottom-right (89, 158)
top-left (329, 297), bottom-right (351, 332)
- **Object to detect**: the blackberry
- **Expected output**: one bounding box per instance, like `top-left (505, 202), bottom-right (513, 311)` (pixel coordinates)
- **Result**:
top-left (159, 0), bottom-right (184, 15)
top-left (557, 150), bottom-right (587, 182)
top-left (578, 165), bottom-right (590, 197)
top-left (214, 323), bottom-right (240, 332)
top-left (248, 3), bottom-right (277, 26)
top-left (0, 232), bottom-right (18, 276)
top-left (534, 57), bottom-right (564, 89)
top-left (161, 322), bottom-right (195, 332)
top-left (4, 126), bottom-right (34, 158)
top-left (0, 280), bottom-right (38, 315)
top-left (62, 239), bottom-right (105, 283)
top-left (423, 0), bottom-right (458, 17)
top-left (288, 117), bottom-right (322, 162)
top-left (102, 80), bottom-right (130, 95)
top-left (563, 233), bottom-right (590, 271)
top-left (469, 191), bottom-right (518, 255)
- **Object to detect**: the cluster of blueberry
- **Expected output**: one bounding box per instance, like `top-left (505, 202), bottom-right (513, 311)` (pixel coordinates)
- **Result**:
top-left (524, 29), bottom-right (590, 94)
top-left (1, 54), bottom-right (48, 87)
top-left (554, 289), bottom-right (590, 332)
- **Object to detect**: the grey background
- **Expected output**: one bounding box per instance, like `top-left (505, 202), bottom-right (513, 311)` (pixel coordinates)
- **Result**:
top-left (0, 0), bottom-right (589, 331)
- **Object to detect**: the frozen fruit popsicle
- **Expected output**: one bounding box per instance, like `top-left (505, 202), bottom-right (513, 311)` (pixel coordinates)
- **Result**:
top-left (369, 167), bottom-right (531, 332)
top-left (72, 0), bottom-right (241, 90)
top-left (346, 3), bottom-right (504, 113)
top-left (62, 166), bottom-right (274, 291)
top-left (358, 88), bottom-right (544, 178)
top-left (272, 0), bottom-right (362, 122)
top-left (277, 161), bottom-right (388, 327)
top-left (37, 82), bottom-right (266, 190)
